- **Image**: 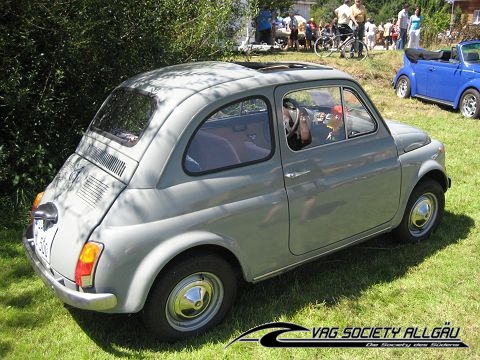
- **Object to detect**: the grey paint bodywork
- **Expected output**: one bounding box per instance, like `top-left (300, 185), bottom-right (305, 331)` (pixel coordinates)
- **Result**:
top-left (23, 61), bottom-right (450, 314)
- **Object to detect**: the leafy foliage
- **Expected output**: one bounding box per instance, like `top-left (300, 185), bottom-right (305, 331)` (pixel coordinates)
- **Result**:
top-left (0, 0), bottom-right (244, 220)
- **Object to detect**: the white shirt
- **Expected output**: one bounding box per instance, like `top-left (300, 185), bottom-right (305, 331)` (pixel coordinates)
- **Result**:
top-left (383, 21), bottom-right (392, 36)
top-left (366, 23), bottom-right (377, 35)
top-left (398, 9), bottom-right (409, 29)
top-left (335, 4), bottom-right (351, 25)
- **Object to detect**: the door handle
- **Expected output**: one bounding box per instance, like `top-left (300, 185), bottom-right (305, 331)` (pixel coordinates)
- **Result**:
top-left (284, 170), bottom-right (311, 179)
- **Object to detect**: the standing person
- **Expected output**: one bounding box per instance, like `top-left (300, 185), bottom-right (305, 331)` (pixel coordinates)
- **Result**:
top-left (408, 6), bottom-right (423, 48)
top-left (305, 19), bottom-right (314, 50)
top-left (350, 0), bottom-right (367, 58)
top-left (256, 7), bottom-right (273, 45)
top-left (288, 11), bottom-right (299, 51)
top-left (364, 18), bottom-right (372, 41)
top-left (310, 18), bottom-right (318, 46)
top-left (334, 0), bottom-right (352, 58)
top-left (365, 19), bottom-right (377, 51)
top-left (383, 18), bottom-right (393, 50)
top-left (392, 19), bottom-right (399, 49)
top-left (397, 3), bottom-right (410, 49)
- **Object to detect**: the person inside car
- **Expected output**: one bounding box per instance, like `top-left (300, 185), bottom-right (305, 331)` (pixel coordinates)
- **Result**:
top-left (283, 101), bottom-right (312, 150)
top-left (317, 104), bottom-right (346, 142)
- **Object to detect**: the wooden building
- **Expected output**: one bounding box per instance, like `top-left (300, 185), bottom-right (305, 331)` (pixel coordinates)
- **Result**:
top-left (452, 0), bottom-right (480, 24)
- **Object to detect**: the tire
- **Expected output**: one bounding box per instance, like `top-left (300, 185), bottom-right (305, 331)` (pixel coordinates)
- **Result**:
top-left (344, 39), bottom-right (369, 60)
top-left (459, 88), bottom-right (480, 118)
top-left (142, 253), bottom-right (237, 341)
top-left (393, 180), bottom-right (445, 243)
top-left (395, 75), bottom-right (411, 99)
top-left (314, 37), bottom-right (334, 57)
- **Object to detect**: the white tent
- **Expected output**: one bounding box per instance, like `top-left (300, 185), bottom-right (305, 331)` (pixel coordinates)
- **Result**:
top-left (283, 15), bottom-right (307, 27)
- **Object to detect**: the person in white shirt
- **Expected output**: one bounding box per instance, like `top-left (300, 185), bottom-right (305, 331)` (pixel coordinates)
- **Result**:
top-left (334, 0), bottom-right (352, 57)
top-left (397, 3), bottom-right (410, 49)
top-left (365, 19), bottom-right (377, 50)
top-left (383, 19), bottom-right (393, 49)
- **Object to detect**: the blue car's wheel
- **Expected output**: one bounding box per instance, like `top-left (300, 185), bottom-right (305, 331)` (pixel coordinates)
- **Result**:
top-left (395, 75), bottom-right (411, 99)
top-left (460, 88), bottom-right (480, 118)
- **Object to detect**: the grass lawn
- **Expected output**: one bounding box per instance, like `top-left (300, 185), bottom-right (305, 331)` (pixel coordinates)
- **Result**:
top-left (1, 49), bottom-right (479, 359)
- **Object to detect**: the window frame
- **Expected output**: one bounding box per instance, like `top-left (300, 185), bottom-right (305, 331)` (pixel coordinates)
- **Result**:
top-left (282, 85), bottom-right (378, 152)
top-left (183, 96), bottom-right (275, 176)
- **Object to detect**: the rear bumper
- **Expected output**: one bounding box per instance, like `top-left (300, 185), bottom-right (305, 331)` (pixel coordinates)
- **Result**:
top-left (22, 227), bottom-right (117, 311)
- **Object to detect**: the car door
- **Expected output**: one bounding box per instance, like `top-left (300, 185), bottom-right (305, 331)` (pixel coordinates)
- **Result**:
top-left (425, 61), bottom-right (461, 103)
top-left (412, 61), bottom-right (429, 95)
top-left (275, 82), bottom-right (401, 255)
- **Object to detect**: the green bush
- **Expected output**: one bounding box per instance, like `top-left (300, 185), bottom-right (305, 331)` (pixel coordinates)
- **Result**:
top-left (0, 0), bottom-right (245, 225)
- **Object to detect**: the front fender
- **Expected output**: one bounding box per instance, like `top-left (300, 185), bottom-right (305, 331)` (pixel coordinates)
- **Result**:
top-left (393, 67), bottom-right (418, 96)
top-left (392, 140), bottom-right (448, 227)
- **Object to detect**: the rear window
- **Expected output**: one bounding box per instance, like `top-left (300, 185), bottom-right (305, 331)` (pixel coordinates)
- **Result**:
top-left (90, 88), bottom-right (156, 146)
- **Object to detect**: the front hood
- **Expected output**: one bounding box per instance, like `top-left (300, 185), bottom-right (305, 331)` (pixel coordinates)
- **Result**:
top-left (385, 119), bottom-right (431, 154)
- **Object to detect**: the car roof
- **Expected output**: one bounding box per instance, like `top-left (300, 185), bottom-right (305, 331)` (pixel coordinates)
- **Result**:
top-left (120, 61), bottom-right (354, 96)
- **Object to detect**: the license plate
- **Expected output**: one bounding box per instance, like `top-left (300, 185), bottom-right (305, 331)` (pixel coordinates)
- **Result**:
top-left (33, 219), bottom-right (58, 263)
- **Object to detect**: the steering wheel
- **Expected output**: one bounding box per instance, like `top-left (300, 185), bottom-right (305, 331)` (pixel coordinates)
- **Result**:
top-left (283, 97), bottom-right (302, 139)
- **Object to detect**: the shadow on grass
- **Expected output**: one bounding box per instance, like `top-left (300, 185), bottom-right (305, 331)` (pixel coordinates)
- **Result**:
top-left (65, 210), bottom-right (473, 355)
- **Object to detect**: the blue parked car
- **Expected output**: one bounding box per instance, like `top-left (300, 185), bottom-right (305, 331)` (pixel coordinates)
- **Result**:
top-left (393, 40), bottom-right (480, 118)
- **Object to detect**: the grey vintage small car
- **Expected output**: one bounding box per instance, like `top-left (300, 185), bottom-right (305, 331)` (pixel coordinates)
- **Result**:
top-left (23, 61), bottom-right (450, 341)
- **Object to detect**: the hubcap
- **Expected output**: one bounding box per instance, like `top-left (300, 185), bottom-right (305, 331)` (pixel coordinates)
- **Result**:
top-left (397, 79), bottom-right (407, 97)
top-left (408, 193), bottom-right (438, 237)
top-left (165, 272), bottom-right (223, 332)
top-left (462, 94), bottom-right (477, 117)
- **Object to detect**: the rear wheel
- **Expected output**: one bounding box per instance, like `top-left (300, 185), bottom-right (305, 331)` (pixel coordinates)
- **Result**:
top-left (393, 180), bottom-right (444, 243)
top-left (395, 75), bottom-right (411, 99)
top-left (460, 88), bottom-right (480, 118)
top-left (142, 253), bottom-right (236, 342)
top-left (314, 37), bottom-right (334, 57)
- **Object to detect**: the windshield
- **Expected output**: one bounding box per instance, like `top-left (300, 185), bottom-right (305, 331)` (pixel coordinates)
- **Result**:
top-left (90, 88), bottom-right (156, 146)
top-left (461, 43), bottom-right (480, 63)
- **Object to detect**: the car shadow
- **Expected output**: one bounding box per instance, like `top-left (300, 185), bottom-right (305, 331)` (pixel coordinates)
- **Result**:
top-left (67, 210), bottom-right (474, 355)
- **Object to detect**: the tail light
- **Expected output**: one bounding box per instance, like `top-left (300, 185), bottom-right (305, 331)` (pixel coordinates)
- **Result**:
top-left (75, 242), bottom-right (103, 288)
top-left (31, 191), bottom-right (44, 223)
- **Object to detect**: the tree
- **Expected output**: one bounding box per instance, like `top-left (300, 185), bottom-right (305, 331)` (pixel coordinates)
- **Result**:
top-left (0, 0), bottom-right (247, 212)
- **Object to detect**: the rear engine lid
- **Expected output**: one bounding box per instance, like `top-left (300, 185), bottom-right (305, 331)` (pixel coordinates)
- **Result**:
top-left (38, 152), bottom-right (129, 280)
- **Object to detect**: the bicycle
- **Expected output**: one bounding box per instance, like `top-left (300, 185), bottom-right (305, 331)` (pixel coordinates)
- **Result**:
top-left (314, 30), bottom-right (369, 60)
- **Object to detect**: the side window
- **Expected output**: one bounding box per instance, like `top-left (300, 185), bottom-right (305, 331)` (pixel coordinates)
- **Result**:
top-left (452, 46), bottom-right (458, 61)
top-left (343, 89), bottom-right (377, 137)
top-left (283, 87), bottom-right (345, 150)
top-left (283, 86), bottom-right (376, 151)
top-left (184, 97), bottom-right (273, 174)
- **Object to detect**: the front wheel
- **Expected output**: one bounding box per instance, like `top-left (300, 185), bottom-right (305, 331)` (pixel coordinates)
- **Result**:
top-left (395, 75), bottom-right (411, 99)
top-left (393, 180), bottom-right (445, 243)
top-left (459, 88), bottom-right (480, 118)
top-left (142, 253), bottom-right (237, 341)
top-left (343, 39), bottom-right (369, 60)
